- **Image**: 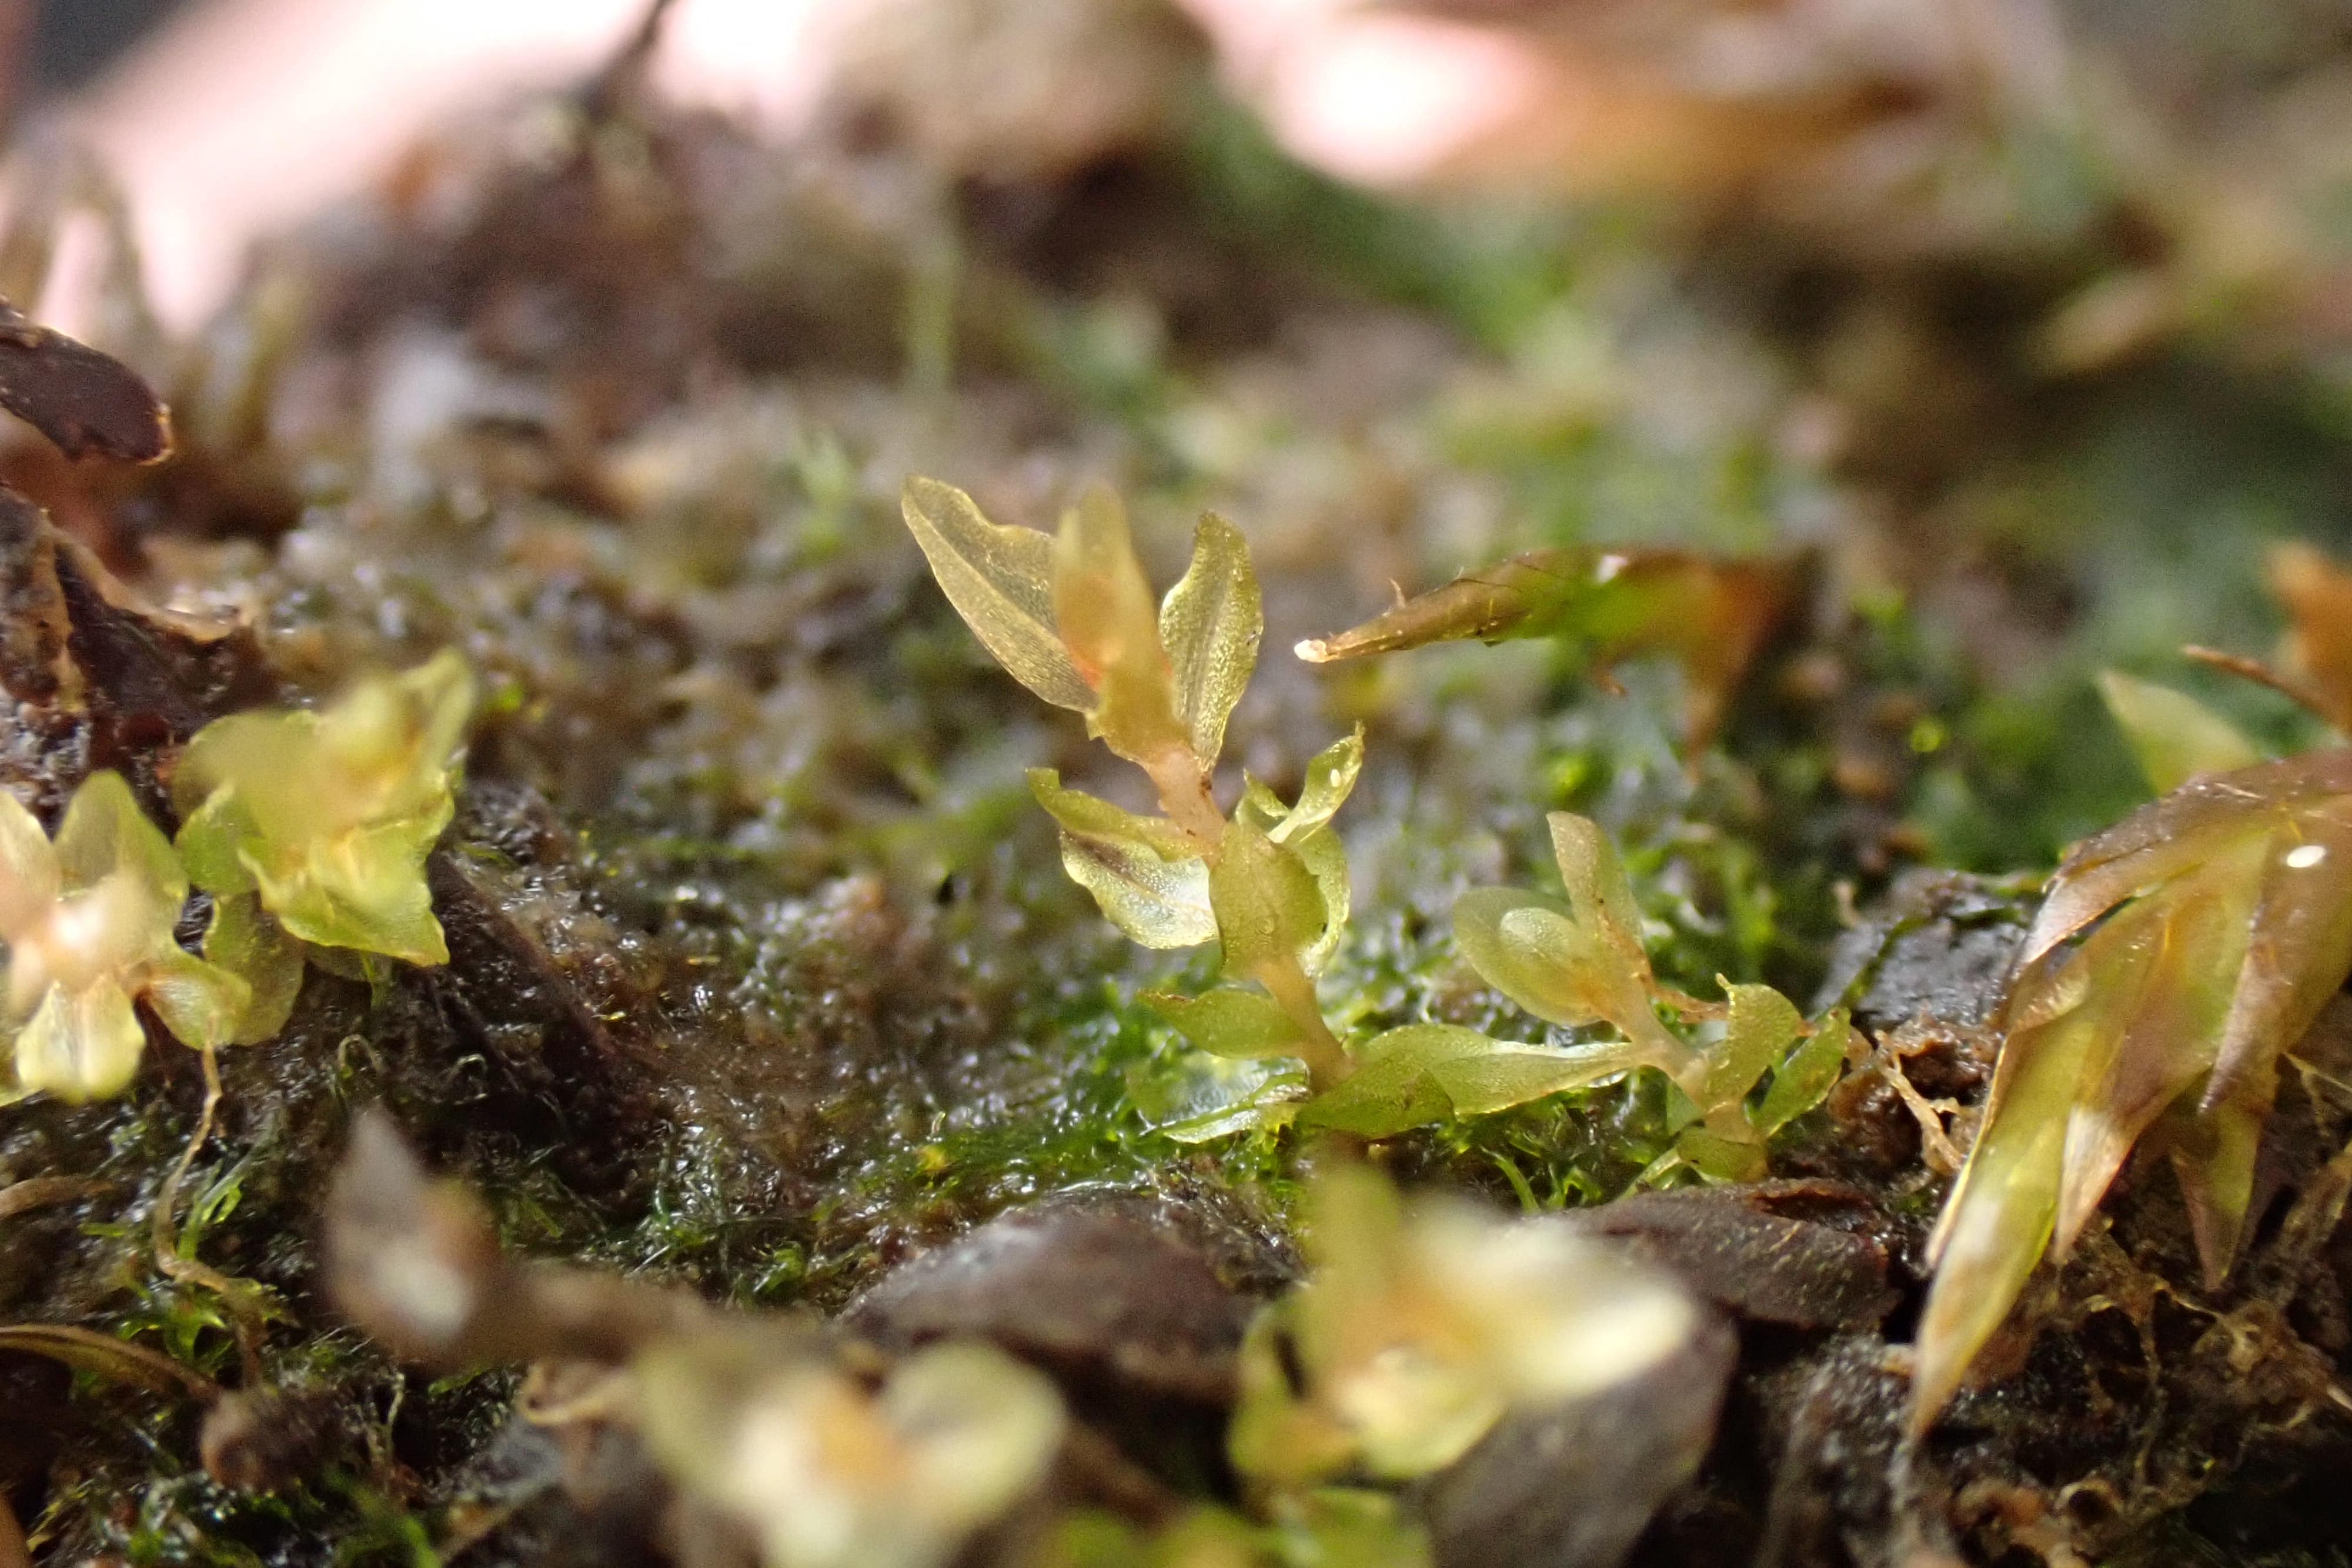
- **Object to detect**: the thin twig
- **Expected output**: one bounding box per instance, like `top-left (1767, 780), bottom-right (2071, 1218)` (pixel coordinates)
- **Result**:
top-left (0, 1174), bottom-right (109, 1223)
top-left (0, 1322), bottom-right (222, 1401)
top-left (2182, 645), bottom-right (2344, 732)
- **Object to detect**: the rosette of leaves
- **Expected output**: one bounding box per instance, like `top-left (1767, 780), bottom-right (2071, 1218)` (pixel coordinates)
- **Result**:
top-left (1227, 1164), bottom-right (1696, 1488)
top-left (171, 650), bottom-right (475, 1039)
top-left (1442, 810), bottom-right (1852, 1179)
top-left (1912, 552), bottom-right (2352, 1430)
top-left (0, 771), bottom-right (245, 1101)
top-left (906, 477), bottom-right (1717, 1136)
top-left (1295, 544), bottom-right (1793, 749)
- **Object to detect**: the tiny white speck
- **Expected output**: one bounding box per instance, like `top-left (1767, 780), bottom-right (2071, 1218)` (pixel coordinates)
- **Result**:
top-left (2286, 844), bottom-right (2328, 870)
top-left (1595, 554), bottom-right (1628, 584)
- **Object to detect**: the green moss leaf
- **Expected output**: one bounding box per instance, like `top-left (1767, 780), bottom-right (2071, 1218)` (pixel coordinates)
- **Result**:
top-left (202, 893), bottom-right (306, 1045)
top-left (1297, 1025), bottom-right (1637, 1138)
top-left (1158, 511), bottom-right (1262, 767)
top-left (1030, 770), bottom-right (1214, 948)
top-left (1144, 986), bottom-right (1304, 1059)
top-left (1752, 1014), bottom-right (1853, 1136)
top-left (1700, 982), bottom-right (1804, 1110)
top-left (12, 978), bottom-right (145, 1102)
top-left (1294, 545), bottom-right (1792, 748)
top-left (1211, 811), bottom-right (1328, 979)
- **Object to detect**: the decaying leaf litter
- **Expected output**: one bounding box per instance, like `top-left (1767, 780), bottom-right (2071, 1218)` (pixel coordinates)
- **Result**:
top-left (8, 0), bottom-right (2352, 1563)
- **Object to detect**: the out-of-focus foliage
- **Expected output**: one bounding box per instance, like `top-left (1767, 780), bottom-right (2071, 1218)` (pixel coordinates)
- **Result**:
top-left (1914, 745), bottom-right (2352, 1428)
top-left (0, 771), bottom-right (244, 1101)
top-left (1227, 1164), bottom-right (1695, 1486)
top-left (1047, 1495), bottom-right (1431, 1568)
top-left (640, 1336), bottom-right (1066, 1568)
top-left (1297, 545), bottom-right (1792, 749)
top-left (1452, 810), bottom-right (1852, 1179)
top-left (2096, 671), bottom-right (2264, 794)
top-left (173, 651), bottom-right (474, 978)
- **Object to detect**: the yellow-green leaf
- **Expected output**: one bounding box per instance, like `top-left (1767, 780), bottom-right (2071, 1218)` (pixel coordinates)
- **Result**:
top-left (202, 893), bottom-right (306, 1045)
top-left (1030, 770), bottom-right (1214, 948)
top-left (1158, 512), bottom-right (1261, 767)
top-left (2096, 670), bottom-right (2263, 794)
top-left (1700, 982), bottom-right (1804, 1112)
top-left (1211, 812), bottom-right (1328, 979)
top-left (1752, 1015), bottom-right (1852, 1136)
top-left (1294, 545), bottom-right (1792, 750)
top-left (901, 476), bottom-right (1093, 713)
top-left (1144, 987), bottom-right (1304, 1059)
top-left (12, 979), bottom-right (145, 1102)
top-left (1299, 1024), bottom-right (1639, 1138)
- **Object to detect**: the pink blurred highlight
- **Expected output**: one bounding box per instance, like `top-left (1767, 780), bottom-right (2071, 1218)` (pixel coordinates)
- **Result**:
top-left (55, 0), bottom-right (1534, 329)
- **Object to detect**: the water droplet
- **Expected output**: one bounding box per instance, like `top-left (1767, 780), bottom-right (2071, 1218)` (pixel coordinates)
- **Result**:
top-left (2286, 844), bottom-right (2327, 870)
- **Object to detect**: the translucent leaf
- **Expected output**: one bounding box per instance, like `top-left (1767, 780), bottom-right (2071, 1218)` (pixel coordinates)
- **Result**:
top-left (1158, 511), bottom-right (1262, 767)
top-left (900, 476), bottom-right (1092, 713)
top-left (254, 799), bottom-right (453, 966)
top-left (11, 979), bottom-right (146, 1102)
top-left (2051, 845), bottom-right (2262, 1255)
top-left (1211, 812), bottom-right (1329, 979)
top-left (1675, 1128), bottom-right (1765, 1182)
top-left (54, 771), bottom-right (183, 915)
top-left (1295, 546), bottom-right (1792, 749)
top-left (2097, 671), bottom-right (2263, 794)
top-left (1027, 769), bottom-right (1199, 860)
top-left (1915, 746), bottom-right (2352, 1436)
top-left (1144, 986), bottom-right (1304, 1059)
top-left (2017, 750), bottom-right (2352, 969)
top-left (1275, 727), bottom-right (1365, 844)
top-left (2206, 802), bottom-right (2352, 1109)
top-left (203, 893), bottom-right (306, 1045)
top-left (1700, 983), bottom-right (1804, 1111)
top-left (1752, 1015), bottom-right (1853, 1136)
top-left (1451, 887), bottom-right (1668, 1059)
top-left (1910, 989), bottom-right (2100, 1432)
top-left (1054, 484), bottom-right (1186, 766)
top-left (1298, 1025), bottom-right (1638, 1139)
top-left (142, 945), bottom-right (251, 1053)
top-left (0, 790), bottom-right (58, 936)
top-left (1030, 770), bottom-right (1215, 948)
top-left (1239, 1165), bottom-right (1697, 1486)
top-left (637, 1334), bottom-right (1065, 1568)
top-left (173, 790), bottom-right (260, 896)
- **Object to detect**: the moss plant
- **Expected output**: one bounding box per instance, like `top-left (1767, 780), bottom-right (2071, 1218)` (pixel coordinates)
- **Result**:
top-left (0, 771), bottom-right (245, 1101)
top-left (172, 649), bottom-right (475, 1035)
top-left (902, 477), bottom-right (1760, 1140)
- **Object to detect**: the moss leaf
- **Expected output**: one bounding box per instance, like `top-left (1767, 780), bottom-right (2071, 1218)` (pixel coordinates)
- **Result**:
top-left (1298, 1025), bottom-right (1638, 1138)
top-left (1144, 986), bottom-right (1304, 1059)
top-left (1054, 484), bottom-right (1187, 766)
top-left (1030, 770), bottom-right (1214, 948)
top-left (900, 476), bottom-right (1093, 713)
top-left (1158, 511), bottom-right (1262, 767)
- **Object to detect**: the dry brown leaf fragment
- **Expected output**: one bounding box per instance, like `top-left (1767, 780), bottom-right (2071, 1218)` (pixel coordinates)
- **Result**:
top-left (0, 294), bottom-right (171, 464)
top-left (1296, 545), bottom-right (1792, 750)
